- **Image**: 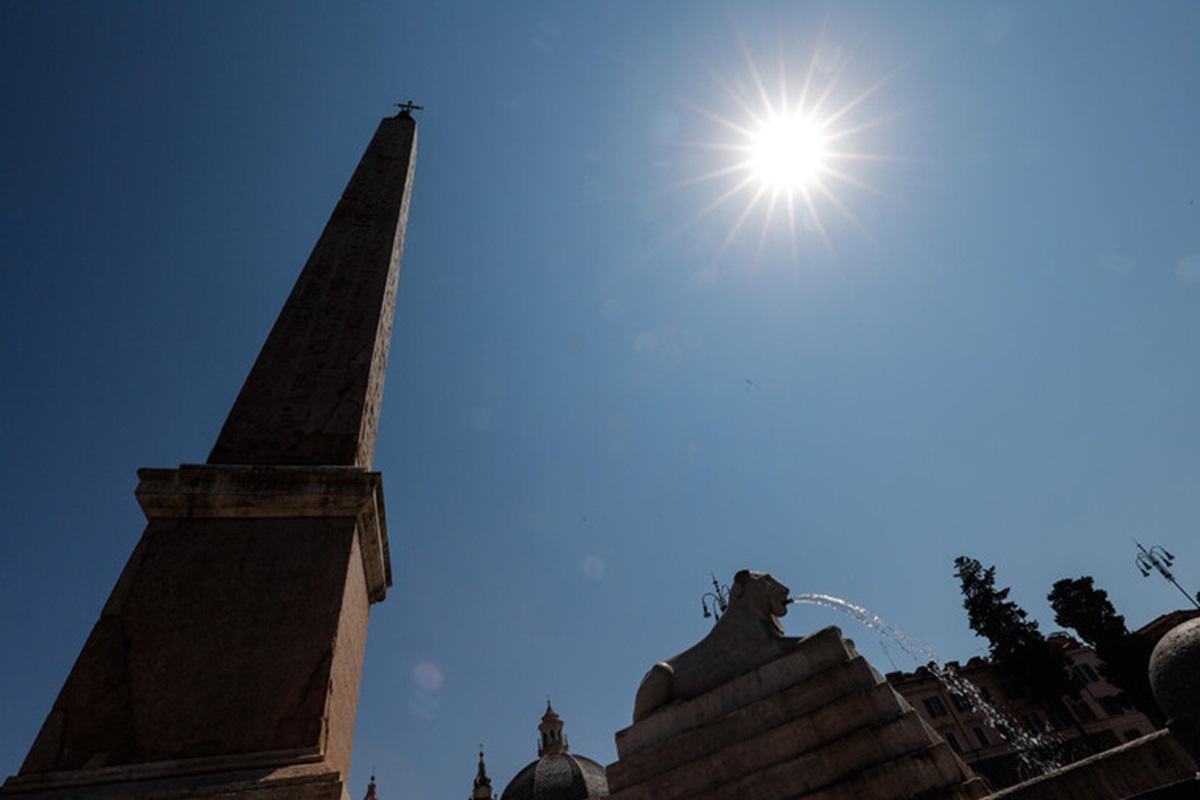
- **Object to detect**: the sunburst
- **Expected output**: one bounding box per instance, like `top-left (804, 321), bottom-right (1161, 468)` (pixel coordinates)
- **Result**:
top-left (750, 113), bottom-right (829, 191)
top-left (680, 29), bottom-right (896, 265)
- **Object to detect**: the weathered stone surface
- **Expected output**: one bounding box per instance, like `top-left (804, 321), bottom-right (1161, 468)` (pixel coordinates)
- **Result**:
top-left (14, 513), bottom-right (367, 777)
top-left (135, 465), bottom-right (391, 603)
top-left (616, 626), bottom-right (856, 759)
top-left (207, 114), bottom-right (417, 469)
top-left (608, 619), bottom-right (981, 800)
top-left (633, 570), bottom-right (796, 723)
top-left (1150, 617), bottom-right (1200, 766)
top-left (989, 729), bottom-right (1198, 800)
top-left (0, 754), bottom-right (349, 799)
top-left (613, 710), bottom-right (961, 800)
top-left (800, 742), bottom-right (990, 800)
top-left (609, 659), bottom-right (893, 787)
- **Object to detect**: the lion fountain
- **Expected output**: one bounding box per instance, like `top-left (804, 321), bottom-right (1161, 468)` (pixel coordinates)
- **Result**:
top-left (632, 569), bottom-right (802, 722)
top-left (609, 569), bottom-right (991, 800)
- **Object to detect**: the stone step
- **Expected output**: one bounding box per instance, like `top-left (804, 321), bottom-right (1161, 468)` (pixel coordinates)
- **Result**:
top-left (800, 742), bottom-right (989, 800)
top-left (614, 626), bottom-right (860, 760)
top-left (609, 708), bottom-right (963, 800)
top-left (609, 661), bottom-right (903, 790)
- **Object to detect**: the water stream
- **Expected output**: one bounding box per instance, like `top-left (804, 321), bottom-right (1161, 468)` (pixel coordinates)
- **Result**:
top-left (790, 593), bottom-right (1059, 775)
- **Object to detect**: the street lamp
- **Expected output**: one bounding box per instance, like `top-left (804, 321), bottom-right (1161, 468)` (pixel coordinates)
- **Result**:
top-left (1136, 541), bottom-right (1200, 610)
top-left (702, 572), bottom-right (730, 621)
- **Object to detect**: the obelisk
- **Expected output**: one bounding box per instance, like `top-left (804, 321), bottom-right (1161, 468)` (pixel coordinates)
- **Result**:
top-left (1, 109), bottom-right (417, 800)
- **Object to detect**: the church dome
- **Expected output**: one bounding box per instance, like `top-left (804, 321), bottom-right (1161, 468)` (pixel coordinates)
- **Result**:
top-left (499, 702), bottom-right (608, 800)
top-left (500, 752), bottom-right (608, 800)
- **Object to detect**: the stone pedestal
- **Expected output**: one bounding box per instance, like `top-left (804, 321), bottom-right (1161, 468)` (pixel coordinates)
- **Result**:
top-left (0, 466), bottom-right (391, 800)
top-left (0, 752), bottom-right (348, 800)
top-left (607, 627), bottom-right (988, 800)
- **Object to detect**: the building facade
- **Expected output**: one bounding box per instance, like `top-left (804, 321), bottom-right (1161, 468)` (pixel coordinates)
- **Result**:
top-left (886, 624), bottom-right (1190, 790)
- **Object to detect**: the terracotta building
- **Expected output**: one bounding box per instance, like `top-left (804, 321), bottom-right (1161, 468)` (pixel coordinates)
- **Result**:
top-left (885, 616), bottom-right (1200, 791)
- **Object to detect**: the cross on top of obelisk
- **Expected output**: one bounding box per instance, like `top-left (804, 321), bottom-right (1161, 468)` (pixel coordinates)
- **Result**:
top-left (395, 100), bottom-right (424, 116)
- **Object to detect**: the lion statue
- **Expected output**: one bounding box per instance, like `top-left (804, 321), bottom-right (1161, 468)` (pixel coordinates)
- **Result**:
top-left (632, 569), bottom-right (800, 723)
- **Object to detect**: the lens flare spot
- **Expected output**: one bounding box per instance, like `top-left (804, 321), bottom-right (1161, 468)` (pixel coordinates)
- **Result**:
top-left (583, 554), bottom-right (606, 581)
top-left (407, 690), bottom-right (439, 721)
top-left (412, 660), bottom-right (444, 692)
top-left (1175, 253), bottom-right (1200, 284)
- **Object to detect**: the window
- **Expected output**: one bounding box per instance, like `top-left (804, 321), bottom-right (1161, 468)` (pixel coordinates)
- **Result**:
top-left (1124, 729), bottom-right (1143, 742)
top-left (1099, 696), bottom-right (1128, 716)
top-left (944, 731), bottom-right (963, 753)
top-left (1021, 714), bottom-right (1046, 733)
top-left (922, 697), bottom-right (949, 718)
top-left (1072, 701), bottom-right (1098, 723)
top-left (1046, 707), bottom-right (1071, 730)
top-left (973, 726), bottom-right (989, 747)
top-left (1074, 663), bottom-right (1099, 683)
top-left (978, 686), bottom-right (994, 704)
top-left (1001, 682), bottom-right (1027, 700)
top-left (951, 693), bottom-right (973, 712)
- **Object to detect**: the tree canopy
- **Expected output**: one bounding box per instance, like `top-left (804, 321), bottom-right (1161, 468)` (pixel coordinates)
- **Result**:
top-left (1048, 576), bottom-right (1161, 723)
top-left (954, 556), bottom-right (1078, 714)
top-left (1048, 577), bottom-right (1127, 646)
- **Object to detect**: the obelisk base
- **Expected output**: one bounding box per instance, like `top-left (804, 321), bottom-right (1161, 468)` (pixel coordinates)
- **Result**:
top-left (0, 750), bottom-right (348, 800)
top-left (2, 466), bottom-right (391, 799)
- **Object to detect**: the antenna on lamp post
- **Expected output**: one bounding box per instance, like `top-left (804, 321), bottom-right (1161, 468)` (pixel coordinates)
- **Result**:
top-left (1135, 541), bottom-right (1200, 610)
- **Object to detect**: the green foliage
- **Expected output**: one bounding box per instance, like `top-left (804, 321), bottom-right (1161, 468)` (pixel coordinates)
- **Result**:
top-left (1049, 576), bottom-right (1162, 723)
top-left (954, 556), bottom-right (1079, 712)
top-left (1048, 577), bottom-right (1126, 645)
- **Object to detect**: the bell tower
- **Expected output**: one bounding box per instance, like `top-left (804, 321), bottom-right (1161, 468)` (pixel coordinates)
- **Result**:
top-left (471, 748), bottom-right (495, 800)
top-left (538, 701), bottom-right (570, 757)
top-left (1, 108), bottom-right (418, 800)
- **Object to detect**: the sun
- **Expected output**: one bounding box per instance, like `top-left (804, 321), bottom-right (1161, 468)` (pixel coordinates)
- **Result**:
top-left (749, 113), bottom-right (829, 192)
top-left (678, 30), bottom-right (894, 263)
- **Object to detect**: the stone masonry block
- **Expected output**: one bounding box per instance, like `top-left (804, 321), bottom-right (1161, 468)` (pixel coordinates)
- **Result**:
top-left (610, 708), bottom-right (942, 800)
top-left (799, 741), bottom-right (987, 800)
top-left (990, 729), bottom-right (1198, 800)
top-left (0, 752), bottom-right (349, 800)
top-left (17, 517), bottom-right (362, 775)
top-left (609, 664), bottom-right (904, 789)
top-left (135, 465), bottom-right (391, 604)
top-left (615, 627), bottom-right (857, 759)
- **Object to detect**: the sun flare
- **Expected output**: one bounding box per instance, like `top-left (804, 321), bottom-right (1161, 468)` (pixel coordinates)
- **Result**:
top-left (750, 114), bottom-right (828, 191)
top-left (678, 30), bottom-right (894, 265)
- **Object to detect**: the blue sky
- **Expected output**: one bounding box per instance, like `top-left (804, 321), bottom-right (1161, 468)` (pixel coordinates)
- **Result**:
top-left (2, 2), bottom-right (1199, 797)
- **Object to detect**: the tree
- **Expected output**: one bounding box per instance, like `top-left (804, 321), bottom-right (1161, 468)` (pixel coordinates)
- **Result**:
top-left (954, 557), bottom-right (1079, 723)
top-left (1047, 576), bottom-right (1126, 645)
top-left (1048, 576), bottom-right (1162, 724)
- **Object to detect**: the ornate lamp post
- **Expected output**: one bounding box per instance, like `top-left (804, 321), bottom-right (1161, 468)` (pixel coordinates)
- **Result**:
top-left (702, 572), bottom-right (730, 621)
top-left (1136, 541), bottom-right (1200, 610)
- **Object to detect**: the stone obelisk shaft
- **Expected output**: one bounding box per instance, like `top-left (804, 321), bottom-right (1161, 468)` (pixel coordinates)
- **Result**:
top-left (209, 113), bottom-right (416, 468)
